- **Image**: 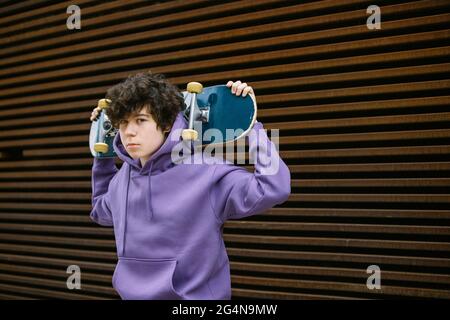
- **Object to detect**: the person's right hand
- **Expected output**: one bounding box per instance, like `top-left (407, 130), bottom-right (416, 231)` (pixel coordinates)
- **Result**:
top-left (90, 106), bottom-right (101, 122)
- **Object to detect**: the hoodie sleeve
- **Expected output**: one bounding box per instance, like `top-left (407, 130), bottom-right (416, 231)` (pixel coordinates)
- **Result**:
top-left (90, 158), bottom-right (118, 226)
top-left (209, 121), bottom-right (291, 223)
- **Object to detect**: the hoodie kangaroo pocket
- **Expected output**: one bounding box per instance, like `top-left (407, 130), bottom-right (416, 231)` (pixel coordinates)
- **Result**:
top-left (112, 257), bottom-right (183, 300)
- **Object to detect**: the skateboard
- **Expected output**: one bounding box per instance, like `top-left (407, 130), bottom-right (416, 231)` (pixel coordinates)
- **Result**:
top-left (181, 82), bottom-right (257, 146)
top-left (89, 98), bottom-right (117, 158)
top-left (89, 82), bottom-right (257, 158)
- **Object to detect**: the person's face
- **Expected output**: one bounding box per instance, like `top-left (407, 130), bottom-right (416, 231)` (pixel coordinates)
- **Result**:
top-left (119, 106), bottom-right (167, 167)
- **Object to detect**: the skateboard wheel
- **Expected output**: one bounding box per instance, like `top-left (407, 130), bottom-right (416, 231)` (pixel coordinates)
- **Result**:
top-left (98, 99), bottom-right (111, 110)
top-left (94, 142), bottom-right (109, 153)
top-left (187, 82), bottom-right (203, 94)
top-left (182, 129), bottom-right (198, 141)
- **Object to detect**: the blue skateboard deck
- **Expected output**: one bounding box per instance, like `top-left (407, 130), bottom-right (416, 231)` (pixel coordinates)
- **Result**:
top-left (181, 84), bottom-right (257, 146)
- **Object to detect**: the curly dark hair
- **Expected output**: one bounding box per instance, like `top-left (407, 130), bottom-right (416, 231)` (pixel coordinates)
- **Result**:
top-left (105, 71), bottom-right (184, 131)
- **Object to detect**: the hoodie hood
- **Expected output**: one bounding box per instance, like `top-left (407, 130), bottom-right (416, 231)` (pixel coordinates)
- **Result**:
top-left (112, 112), bottom-right (188, 221)
top-left (113, 111), bottom-right (188, 174)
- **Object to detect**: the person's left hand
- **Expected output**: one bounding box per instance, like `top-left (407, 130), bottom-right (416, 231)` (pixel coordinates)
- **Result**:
top-left (226, 80), bottom-right (254, 97)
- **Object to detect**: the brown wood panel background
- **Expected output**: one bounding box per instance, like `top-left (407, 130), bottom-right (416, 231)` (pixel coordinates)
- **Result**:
top-left (0, 0), bottom-right (449, 299)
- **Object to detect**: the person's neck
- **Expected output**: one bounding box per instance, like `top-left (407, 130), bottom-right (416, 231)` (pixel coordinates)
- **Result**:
top-left (139, 133), bottom-right (169, 168)
top-left (140, 156), bottom-right (149, 168)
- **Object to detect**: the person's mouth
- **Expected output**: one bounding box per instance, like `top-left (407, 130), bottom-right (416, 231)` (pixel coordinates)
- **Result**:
top-left (127, 143), bottom-right (140, 148)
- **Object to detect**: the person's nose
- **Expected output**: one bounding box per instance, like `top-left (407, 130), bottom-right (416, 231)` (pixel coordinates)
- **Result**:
top-left (124, 122), bottom-right (138, 137)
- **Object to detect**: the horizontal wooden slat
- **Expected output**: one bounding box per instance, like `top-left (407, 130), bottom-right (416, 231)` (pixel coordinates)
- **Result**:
top-left (0, 159), bottom-right (92, 169)
top-left (226, 248), bottom-right (450, 268)
top-left (0, 283), bottom-right (106, 300)
top-left (0, 263), bottom-right (112, 285)
top-left (0, 181), bottom-right (91, 189)
top-left (288, 194), bottom-right (450, 203)
top-left (0, 243), bottom-right (116, 261)
top-left (282, 145), bottom-right (450, 159)
top-left (264, 208), bottom-right (450, 219)
top-left (0, 212), bottom-right (90, 223)
top-left (291, 178), bottom-right (450, 188)
top-left (224, 234), bottom-right (450, 252)
top-left (0, 233), bottom-right (114, 249)
top-left (0, 223), bottom-right (112, 236)
top-left (0, 203), bottom-right (91, 212)
top-left (230, 261), bottom-right (450, 285)
top-left (0, 170), bottom-right (91, 179)
top-left (231, 275), bottom-right (450, 299)
top-left (0, 253), bottom-right (114, 273)
top-left (0, 292), bottom-right (33, 300)
top-left (0, 135), bottom-right (89, 149)
top-left (225, 221), bottom-right (450, 235)
top-left (287, 162), bottom-right (450, 173)
top-left (0, 272), bottom-right (114, 297)
top-left (231, 287), bottom-right (360, 300)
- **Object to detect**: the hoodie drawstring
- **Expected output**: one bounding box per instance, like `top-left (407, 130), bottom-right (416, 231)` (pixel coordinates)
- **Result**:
top-left (122, 164), bottom-right (131, 256)
top-left (147, 161), bottom-right (154, 221)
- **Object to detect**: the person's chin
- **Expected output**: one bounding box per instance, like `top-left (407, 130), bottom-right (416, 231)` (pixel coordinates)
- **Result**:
top-left (127, 150), bottom-right (139, 158)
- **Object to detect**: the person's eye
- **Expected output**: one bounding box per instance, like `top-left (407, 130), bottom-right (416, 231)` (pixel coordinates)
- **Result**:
top-left (137, 119), bottom-right (146, 123)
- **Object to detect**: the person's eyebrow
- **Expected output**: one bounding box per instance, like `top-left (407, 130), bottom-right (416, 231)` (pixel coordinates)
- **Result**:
top-left (132, 113), bottom-right (150, 118)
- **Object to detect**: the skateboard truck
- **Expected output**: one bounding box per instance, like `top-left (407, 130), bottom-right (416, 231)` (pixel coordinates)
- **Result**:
top-left (182, 82), bottom-right (209, 141)
top-left (93, 98), bottom-right (113, 154)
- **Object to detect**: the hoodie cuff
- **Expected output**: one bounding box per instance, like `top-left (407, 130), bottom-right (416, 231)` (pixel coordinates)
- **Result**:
top-left (252, 120), bottom-right (263, 130)
top-left (93, 157), bottom-right (116, 169)
top-left (246, 120), bottom-right (263, 141)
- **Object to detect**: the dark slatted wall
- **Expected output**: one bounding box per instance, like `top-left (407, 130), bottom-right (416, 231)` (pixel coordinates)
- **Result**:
top-left (0, 0), bottom-right (449, 299)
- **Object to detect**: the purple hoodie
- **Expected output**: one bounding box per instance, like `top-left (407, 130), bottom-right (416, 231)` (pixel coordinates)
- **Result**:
top-left (90, 112), bottom-right (291, 300)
